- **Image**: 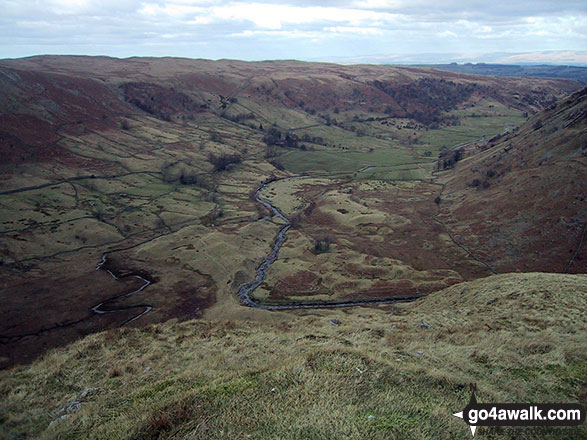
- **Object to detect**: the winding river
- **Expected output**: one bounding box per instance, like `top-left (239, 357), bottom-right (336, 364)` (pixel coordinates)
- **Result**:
top-left (94, 255), bottom-right (153, 325)
top-left (237, 181), bottom-right (421, 310)
top-left (93, 180), bottom-right (420, 324)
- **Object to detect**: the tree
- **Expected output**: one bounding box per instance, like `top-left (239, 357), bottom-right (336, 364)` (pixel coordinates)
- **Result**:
top-left (209, 153), bottom-right (242, 171)
top-left (263, 127), bottom-right (282, 146)
top-left (284, 133), bottom-right (299, 148)
top-left (210, 132), bottom-right (222, 142)
top-left (313, 237), bottom-right (331, 254)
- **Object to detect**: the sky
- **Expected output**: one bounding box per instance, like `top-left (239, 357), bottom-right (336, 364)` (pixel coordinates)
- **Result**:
top-left (1, 0), bottom-right (586, 64)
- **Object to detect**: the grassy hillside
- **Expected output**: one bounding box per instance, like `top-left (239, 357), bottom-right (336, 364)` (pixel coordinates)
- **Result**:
top-left (436, 87), bottom-right (587, 274)
top-left (1, 272), bottom-right (585, 439)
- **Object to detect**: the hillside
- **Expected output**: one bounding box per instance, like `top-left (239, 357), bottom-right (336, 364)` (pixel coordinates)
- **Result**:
top-left (436, 87), bottom-right (586, 274)
top-left (0, 56), bottom-right (584, 370)
top-left (0, 56), bottom-right (580, 165)
top-left (0, 272), bottom-right (585, 439)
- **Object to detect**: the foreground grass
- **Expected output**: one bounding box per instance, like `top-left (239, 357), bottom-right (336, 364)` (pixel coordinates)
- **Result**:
top-left (1, 273), bottom-right (585, 439)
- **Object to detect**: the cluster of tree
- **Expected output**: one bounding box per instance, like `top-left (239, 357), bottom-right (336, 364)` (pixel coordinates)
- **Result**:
top-left (313, 237), bottom-right (332, 254)
top-left (347, 125), bottom-right (366, 137)
top-left (488, 132), bottom-right (505, 144)
top-left (438, 148), bottom-right (464, 170)
top-left (372, 78), bottom-right (481, 126)
top-left (321, 113), bottom-right (336, 126)
top-left (120, 82), bottom-right (204, 122)
top-left (288, 201), bottom-right (318, 231)
top-left (208, 153), bottom-right (243, 172)
top-left (299, 133), bottom-right (325, 146)
top-left (262, 127), bottom-right (284, 146)
top-left (209, 132), bottom-right (223, 143)
top-left (161, 163), bottom-right (213, 189)
top-left (471, 178), bottom-right (490, 189)
top-left (262, 127), bottom-right (311, 150)
top-left (470, 169), bottom-right (497, 190)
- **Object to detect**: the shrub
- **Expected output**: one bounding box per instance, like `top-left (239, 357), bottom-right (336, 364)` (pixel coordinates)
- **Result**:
top-left (263, 127), bottom-right (282, 146)
top-left (210, 132), bottom-right (222, 142)
top-left (209, 153), bottom-right (242, 172)
top-left (161, 163), bottom-right (212, 189)
top-left (313, 238), bottom-right (331, 254)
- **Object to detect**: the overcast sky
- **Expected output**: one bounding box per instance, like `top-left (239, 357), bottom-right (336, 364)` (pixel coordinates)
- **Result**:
top-left (1, 0), bottom-right (586, 64)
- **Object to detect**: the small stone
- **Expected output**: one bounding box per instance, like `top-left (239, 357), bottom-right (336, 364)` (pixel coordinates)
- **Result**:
top-left (329, 319), bottom-right (341, 326)
top-left (144, 367), bottom-right (152, 372)
top-left (55, 401), bottom-right (82, 419)
top-left (367, 415), bottom-right (376, 420)
top-left (49, 414), bottom-right (70, 427)
top-left (416, 351), bottom-right (424, 356)
top-left (77, 388), bottom-right (98, 400)
top-left (418, 321), bottom-right (431, 329)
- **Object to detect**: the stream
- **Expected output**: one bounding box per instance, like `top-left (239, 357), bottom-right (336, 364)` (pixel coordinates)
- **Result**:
top-left (94, 255), bottom-right (153, 325)
top-left (237, 181), bottom-right (421, 310)
top-left (93, 179), bottom-right (421, 323)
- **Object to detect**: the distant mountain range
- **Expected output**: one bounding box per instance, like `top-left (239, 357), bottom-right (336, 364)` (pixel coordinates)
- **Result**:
top-left (315, 51), bottom-right (587, 82)
top-left (419, 64), bottom-right (587, 83)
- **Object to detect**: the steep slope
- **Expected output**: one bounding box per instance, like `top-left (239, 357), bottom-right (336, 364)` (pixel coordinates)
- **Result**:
top-left (0, 272), bottom-right (585, 439)
top-left (436, 87), bottom-right (587, 274)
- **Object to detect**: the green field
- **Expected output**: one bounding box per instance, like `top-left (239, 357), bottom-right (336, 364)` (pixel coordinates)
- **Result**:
top-left (417, 100), bottom-right (526, 154)
top-left (274, 147), bottom-right (420, 176)
top-left (266, 98), bottom-right (526, 179)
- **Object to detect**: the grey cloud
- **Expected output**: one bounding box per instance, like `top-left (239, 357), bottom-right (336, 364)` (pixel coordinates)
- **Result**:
top-left (0, 0), bottom-right (585, 62)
